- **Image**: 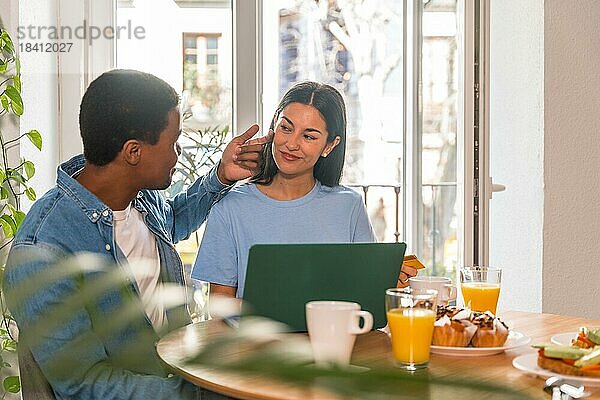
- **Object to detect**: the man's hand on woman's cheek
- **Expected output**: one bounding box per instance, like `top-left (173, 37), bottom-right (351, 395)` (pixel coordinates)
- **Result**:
top-left (218, 126), bottom-right (274, 184)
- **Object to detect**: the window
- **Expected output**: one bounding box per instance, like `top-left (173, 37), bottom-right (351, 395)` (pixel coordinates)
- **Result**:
top-left (421, 0), bottom-right (459, 275)
top-left (206, 36), bottom-right (218, 50)
top-left (183, 33), bottom-right (220, 71)
top-left (116, 0), bottom-right (233, 261)
top-left (116, 0), bottom-right (232, 129)
top-left (110, 0), bottom-right (469, 276)
top-left (259, 0), bottom-right (461, 276)
top-left (25, 0), bottom-right (484, 289)
top-left (207, 54), bottom-right (218, 65)
top-left (181, 32), bottom-right (223, 127)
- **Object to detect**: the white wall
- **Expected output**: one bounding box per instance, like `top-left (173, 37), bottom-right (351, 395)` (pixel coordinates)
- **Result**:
top-left (543, 0), bottom-right (600, 319)
top-left (491, 0), bottom-right (600, 319)
top-left (0, 0), bottom-right (56, 211)
top-left (19, 0), bottom-right (60, 210)
top-left (489, 0), bottom-right (544, 313)
top-left (0, 0), bottom-right (20, 156)
top-left (17, 0), bottom-right (117, 206)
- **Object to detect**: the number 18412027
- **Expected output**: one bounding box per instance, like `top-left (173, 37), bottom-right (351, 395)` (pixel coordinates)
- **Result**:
top-left (19, 42), bottom-right (73, 53)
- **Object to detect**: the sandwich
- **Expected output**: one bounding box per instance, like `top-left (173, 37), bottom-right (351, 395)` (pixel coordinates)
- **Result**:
top-left (534, 345), bottom-right (600, 377)
top-left (534, 328), bottom-right (600, 377)
top-left (571, 327), bottom-right (600, 349)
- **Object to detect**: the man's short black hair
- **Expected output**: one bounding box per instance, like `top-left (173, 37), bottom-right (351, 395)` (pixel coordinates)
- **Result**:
top-left (79, 69), bottom-right (179, 166)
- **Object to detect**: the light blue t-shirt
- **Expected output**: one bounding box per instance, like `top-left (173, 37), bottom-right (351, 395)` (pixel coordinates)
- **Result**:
top-left (191, 181), bottom-right (376, 297)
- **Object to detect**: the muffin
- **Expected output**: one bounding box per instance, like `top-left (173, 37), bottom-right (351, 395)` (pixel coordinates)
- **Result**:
top-left (432, 306), bottom-right (477, 347)
top-left (470, 311), bottom-right (509, 347)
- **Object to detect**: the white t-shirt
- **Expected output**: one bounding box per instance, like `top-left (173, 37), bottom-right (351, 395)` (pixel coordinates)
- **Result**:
top-left (113, 204), bottom-right (166, 331)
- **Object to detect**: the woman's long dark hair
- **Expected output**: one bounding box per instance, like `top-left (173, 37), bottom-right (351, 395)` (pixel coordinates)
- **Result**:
top-left (251, 81), bottom-right (347, 187)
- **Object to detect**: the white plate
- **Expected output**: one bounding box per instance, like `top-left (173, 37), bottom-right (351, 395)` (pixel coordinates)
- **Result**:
top-left (512, 353), bottom-right (600, 387)
top-left (430, 330), bottom-right (531, 357)
top-left (551, 332), bottom-right (578, 346)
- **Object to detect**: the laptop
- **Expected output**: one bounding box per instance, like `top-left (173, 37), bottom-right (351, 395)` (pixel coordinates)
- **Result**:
top-left (241, 242), bottom-right (407, 331)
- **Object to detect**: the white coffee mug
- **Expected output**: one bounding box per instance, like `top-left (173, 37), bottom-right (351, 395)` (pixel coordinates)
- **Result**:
top-left (409, 276), bottom-right (457, 304)
top-left (305, 301), bottom-right (373, 366)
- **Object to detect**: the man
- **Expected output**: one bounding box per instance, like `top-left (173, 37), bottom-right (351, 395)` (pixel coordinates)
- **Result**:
top-left (3, 69), bottom-right (270, 399)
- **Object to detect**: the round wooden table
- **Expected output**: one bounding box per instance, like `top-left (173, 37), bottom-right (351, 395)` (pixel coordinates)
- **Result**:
top-left (156, 311), bottom-right (600, 400)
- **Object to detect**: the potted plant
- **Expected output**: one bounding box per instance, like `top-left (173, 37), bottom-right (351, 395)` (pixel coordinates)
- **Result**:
top-left (0, 27), bottom-right (43, 397)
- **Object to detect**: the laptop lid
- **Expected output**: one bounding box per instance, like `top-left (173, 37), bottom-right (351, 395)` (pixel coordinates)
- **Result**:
top-left (241, 242), bottom-right (407, 331)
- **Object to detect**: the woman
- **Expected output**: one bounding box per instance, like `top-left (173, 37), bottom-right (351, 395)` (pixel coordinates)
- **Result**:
top-left (191, 82), bottom-right (414, 297)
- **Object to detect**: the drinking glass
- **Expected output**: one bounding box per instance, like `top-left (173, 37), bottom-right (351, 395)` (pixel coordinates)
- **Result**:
top-left (385, 288), bottom-right (438, 371)
top-left (459, 266), bottom-right (502, 314)
top-left (190, 279), bottom-right (211, 322)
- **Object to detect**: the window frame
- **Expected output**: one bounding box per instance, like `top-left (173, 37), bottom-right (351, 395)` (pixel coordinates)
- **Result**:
top-left (55, 0), bottom-right (117, 161)
top-left (234, 0), bottom-right (479, 269)
top-left (459, 0), bottom-right (490, 267)
top-left (54, 0), bottom-right (482, 270)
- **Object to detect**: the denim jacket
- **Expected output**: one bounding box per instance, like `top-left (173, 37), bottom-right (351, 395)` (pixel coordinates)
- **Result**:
top-left (3, 155), bottom-right (230, 400)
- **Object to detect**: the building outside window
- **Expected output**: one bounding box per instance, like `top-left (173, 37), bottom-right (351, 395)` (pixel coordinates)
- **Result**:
top-left (182, 32), bottom-right (224, 129)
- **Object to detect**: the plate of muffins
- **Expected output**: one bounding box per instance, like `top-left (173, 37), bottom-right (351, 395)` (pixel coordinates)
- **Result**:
top-left (430, 306), bottom-right (531, 356)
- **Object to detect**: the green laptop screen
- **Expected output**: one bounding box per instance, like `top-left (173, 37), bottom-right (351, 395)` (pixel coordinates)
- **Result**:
top-left (242, 242), bottom-right (407, 331)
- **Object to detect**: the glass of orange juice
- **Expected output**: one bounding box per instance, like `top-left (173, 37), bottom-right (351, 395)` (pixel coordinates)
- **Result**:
top-left (459, 266), bottom-right (502, 314)
top-left (385, 288), bottom-right (438, 371)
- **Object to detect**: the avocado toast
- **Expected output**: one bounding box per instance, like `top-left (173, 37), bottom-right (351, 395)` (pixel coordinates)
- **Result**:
top-left (533, 327), bottom-right (600, 377)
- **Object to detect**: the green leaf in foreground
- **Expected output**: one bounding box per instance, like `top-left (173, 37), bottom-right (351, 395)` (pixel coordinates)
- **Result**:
top-left (23, 160), bottom-right (35, 179)
top-left (0, 94), bottom-right (9, 112)
top-left (3, 376), bottom-right (20, 393)
top-left (1, 338), bottom-right (16, 352)
top-left (0, 30), bottom-right (15, 54)
top-left (0, 217), bottom-right (13, 238)
top-left (5, 85), bottom-right (23, 115)
top-left (13, 75), bottom-right (21, 91)
top-left (13, 210), bottom-right (26, 229)
top-left (25, 187), bottom-right (36, 201)
top-left (26, 130), bottom-right (42, 150)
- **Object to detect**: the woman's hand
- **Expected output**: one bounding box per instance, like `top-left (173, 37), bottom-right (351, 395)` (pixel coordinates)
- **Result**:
top-left (396, 264), bottom-right (418, 288)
